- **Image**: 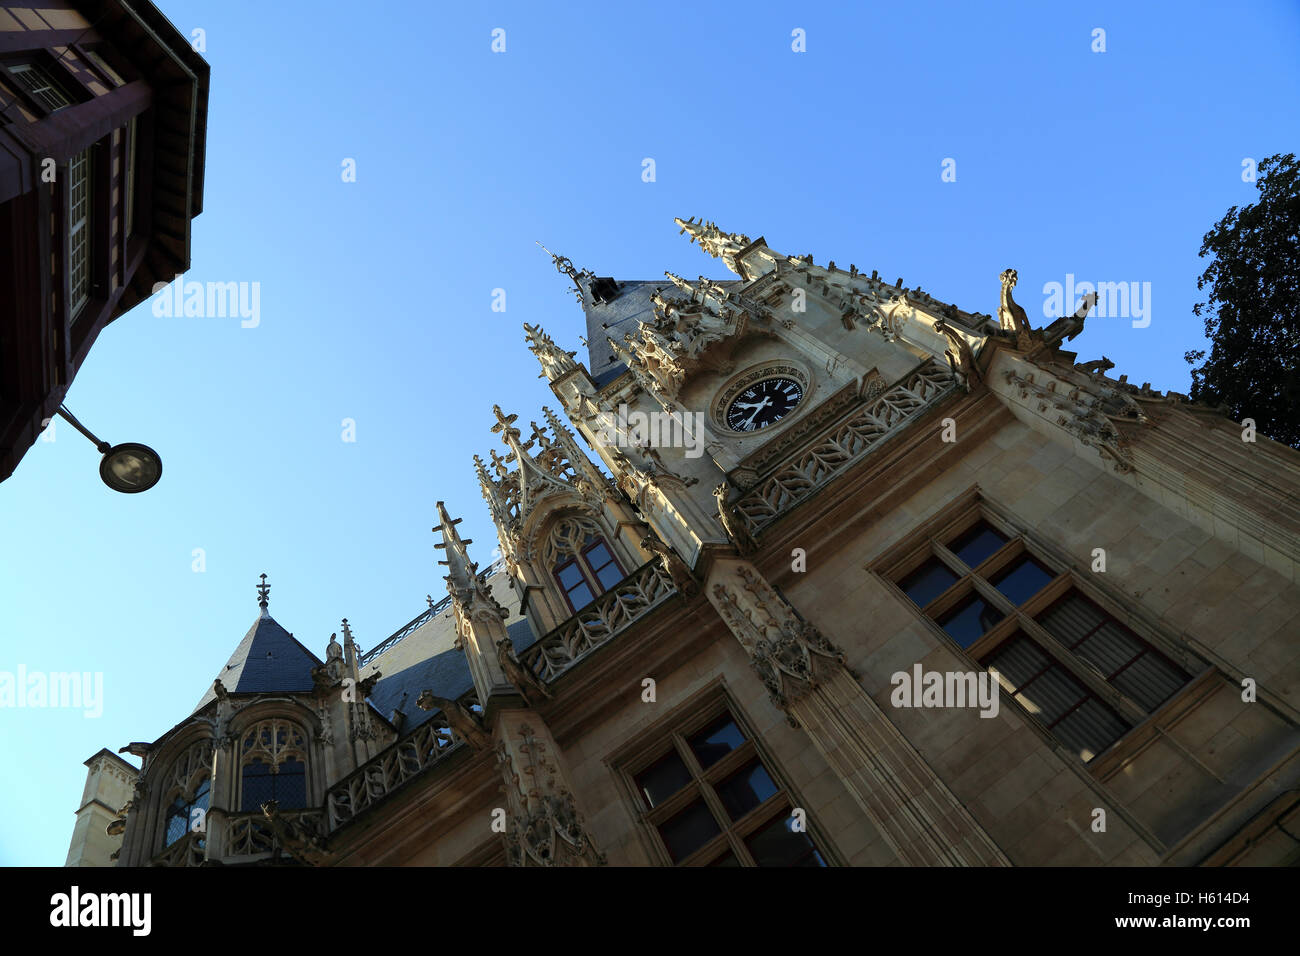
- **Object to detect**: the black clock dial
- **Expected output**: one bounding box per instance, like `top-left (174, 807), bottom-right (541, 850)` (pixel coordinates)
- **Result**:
top-left (726, 377), bottom-right (803, 432)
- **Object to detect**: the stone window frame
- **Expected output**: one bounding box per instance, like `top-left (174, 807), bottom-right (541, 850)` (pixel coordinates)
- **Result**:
top-left (869, 485), bottom-right (1212, 767)
top-left (237, 717), bottom-right (311, 813)
top-left (607, 681), bottom-right (837, 867)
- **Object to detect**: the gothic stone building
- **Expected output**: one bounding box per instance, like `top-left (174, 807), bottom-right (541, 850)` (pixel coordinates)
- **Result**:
top-left (69, 219), bottom-right (1300, 867)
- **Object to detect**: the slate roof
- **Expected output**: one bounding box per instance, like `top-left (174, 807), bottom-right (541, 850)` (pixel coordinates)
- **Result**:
top-left (193, 613), bottom-right (323, 711)
top-left (365, 615), bottom-right (539, 734)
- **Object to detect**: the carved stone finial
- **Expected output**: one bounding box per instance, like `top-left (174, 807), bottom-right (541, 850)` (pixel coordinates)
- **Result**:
top-left (524, 322), bottom-right (579, 381)
top-left (536, 242), bottom-right (590, 304)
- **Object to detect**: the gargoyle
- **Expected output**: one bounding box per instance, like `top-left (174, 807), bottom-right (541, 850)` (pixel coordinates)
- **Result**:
top-left (497, 637), bottom-right (553, 707)
top-left (261, 800), bottom-right (333, 866)
top-left (998, 269), bottom-right (1035, 351)
top-left (416, 690), bottom-right (491, 750)
top-left (1076, 355), bottom-right (1114, 375)
top-left (640, 534), bottom-right (700, 598)
top-left (713, 483), bottom-right (757, 555)
top-left (933, 319), bottom-right (982, 389)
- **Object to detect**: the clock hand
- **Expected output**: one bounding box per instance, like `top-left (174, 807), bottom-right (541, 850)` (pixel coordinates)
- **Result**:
top-left (742, 397), bottom-right (772, 429)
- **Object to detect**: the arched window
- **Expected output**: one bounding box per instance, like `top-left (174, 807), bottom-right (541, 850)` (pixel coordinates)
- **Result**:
top-left (163, 777), bottom-right (210, 847)
top-left (239, 719), bottom-right (309, 812)
top-left (553, 536), bottom-right (624, 612)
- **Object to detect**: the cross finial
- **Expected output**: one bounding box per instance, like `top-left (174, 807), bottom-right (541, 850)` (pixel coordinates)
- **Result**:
top-left (426, 594), bottom-right (435, 609)
top-left (256, 573), bottom-right (270, 610)
top-left (490, 404), bottom-right (520, 443)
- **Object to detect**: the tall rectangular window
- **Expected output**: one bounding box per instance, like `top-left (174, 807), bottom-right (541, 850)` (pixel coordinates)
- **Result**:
top-left (9, 62), bottom-right (72, 112)
top-left (68, 148), bottom-right (92, 318)
top-left (619, 703), bottom-right (828, 866)
top-left (876, 492), bottom-right (1199, 764)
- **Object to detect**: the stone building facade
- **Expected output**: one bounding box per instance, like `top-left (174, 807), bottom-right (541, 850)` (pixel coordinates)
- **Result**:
top-left (69, 218), bottom-right (1300, 867)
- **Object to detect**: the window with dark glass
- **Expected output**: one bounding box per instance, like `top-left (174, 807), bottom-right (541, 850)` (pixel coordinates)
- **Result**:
top-left (983, 634), bottom-right (1130, 762)
top-left (881, 495), bottom-right (1199, 765)
top-left (163, 777), bottom-right (210, 847)
top-left (622, 705), bottom-right (829, 867)
top-left (241, 756), bottom-right (307, 811)
top-left (553, 536), bottom-right (624, 612)
top-left (1037, 591), bottom-right (1191, 712)
top-left (937, 592), bottom-right (1005, 648)
top-left (898, 557), bottom-right (959, 608)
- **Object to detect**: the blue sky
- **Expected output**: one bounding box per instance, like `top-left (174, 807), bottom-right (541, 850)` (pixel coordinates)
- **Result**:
top-left (1, 0), bottom-right (1296, 866)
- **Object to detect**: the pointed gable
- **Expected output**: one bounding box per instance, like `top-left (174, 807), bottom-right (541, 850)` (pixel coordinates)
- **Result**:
top-left (193, 614), bottom-right (323, 711)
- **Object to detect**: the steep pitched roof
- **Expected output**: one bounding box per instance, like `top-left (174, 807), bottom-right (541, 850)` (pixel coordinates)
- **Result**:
top-left (193, 613), bottom-right (323, 711)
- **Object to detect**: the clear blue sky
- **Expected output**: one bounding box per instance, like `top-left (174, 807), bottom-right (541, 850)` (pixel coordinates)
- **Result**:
top-left (1, 0), bottom-right (1296, 866)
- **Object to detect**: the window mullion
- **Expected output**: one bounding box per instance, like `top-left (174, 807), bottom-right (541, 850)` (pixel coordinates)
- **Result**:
top-left (1018, 614), bottom-right (1147, 723)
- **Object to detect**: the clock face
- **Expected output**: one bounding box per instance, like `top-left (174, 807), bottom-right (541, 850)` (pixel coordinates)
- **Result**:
top-left (726, 377), bottom-right (804, 432)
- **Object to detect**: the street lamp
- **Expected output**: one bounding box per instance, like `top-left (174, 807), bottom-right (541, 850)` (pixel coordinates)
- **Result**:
top-left (54, 405), bottom-right (162, 494)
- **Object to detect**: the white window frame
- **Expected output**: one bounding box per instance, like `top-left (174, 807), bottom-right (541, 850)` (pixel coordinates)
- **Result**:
top-left (68, 148), bottom-right (92, 319)
top-left (10, 62), bottom-right (72, 112)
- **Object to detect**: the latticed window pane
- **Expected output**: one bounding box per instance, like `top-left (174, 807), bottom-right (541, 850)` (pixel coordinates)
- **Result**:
top-left (716, 760), bottom-right (778, 820)
top-left (10, 62), bottom-right (72, 111)
top-left (67, 148), bottom-right (92, 317)
top-left (1037, 591), bottom-right (1191, 712)
top-left (746, 815), bottom-right (826, 867)
top-left (898, 557), bottom-right (959, 608)
top-left (989, 554), bottom-right (1055, 606)
top-left (657, 799), bottom-right (720, 862)
top-left (984, 634), bottom-right (1129, 762)
top-left (163, 777), bottom-right (209, 847)
top-left (241, 758), bottom-right (274, 811)
top-left (687, 714), bottom-right (745, 769)
top-left (635, 750), bottom-right (691, 808)
top-left (937, 592), bottom-right (1005, 648)
top-left (274, 757), bottom-right (307, 809)
top-left (946, 521), bottom-right (1008, 569)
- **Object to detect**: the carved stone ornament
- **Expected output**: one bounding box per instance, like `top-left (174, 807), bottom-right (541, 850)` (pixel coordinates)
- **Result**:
top-left (496, 724), bottom-right (605, 867)
top-left (711, 566), bottom-right (846, 721)
top-left (713, 483), bottom-right (758, 555)
top-left (639, 532), bottom-right (700, 599)
top-left (416, 691), bottom-right (491, 750)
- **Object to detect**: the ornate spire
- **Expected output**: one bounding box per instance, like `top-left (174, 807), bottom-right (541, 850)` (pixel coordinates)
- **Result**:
top-left (536, 242), bottom-right (590, 304)
top-left (524, 322), bottom-right (579, 382)
top-left (674, 216), bottom-right (754, 274)
top-left (434, 500), bottom-right (477, 588)
top-left (256, 573), bottom-right (270, 616)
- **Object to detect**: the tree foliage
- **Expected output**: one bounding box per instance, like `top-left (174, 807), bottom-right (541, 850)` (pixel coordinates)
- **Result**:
top-left (1184, 153), bottom-right (1300, 448)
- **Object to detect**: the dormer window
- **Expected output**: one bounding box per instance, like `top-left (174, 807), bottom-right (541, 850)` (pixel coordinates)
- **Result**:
top-left (239, 719), bottom-right (309, 812)
top-left (552, 537), bottom-right (624, 613)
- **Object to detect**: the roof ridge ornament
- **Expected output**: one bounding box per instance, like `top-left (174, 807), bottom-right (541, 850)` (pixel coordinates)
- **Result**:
top-left (256, 573), bottom-right (270, 616)
top-left (536, 241), bottom-right (592, 304)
